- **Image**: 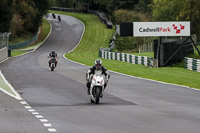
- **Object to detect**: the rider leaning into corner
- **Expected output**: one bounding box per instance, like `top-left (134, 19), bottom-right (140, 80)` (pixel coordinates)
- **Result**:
top-left (48, 50), bottom-right (58, 67)
top-left (86, 59), bottom-right (110, 95)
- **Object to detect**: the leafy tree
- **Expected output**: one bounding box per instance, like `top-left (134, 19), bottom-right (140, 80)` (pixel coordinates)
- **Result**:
top-left (113, 9), bottom-right (150, 24)
top-left (152, 0), bottom-right (200, 38)
top-left (0, 0), bottom-right (14, 32)
top-left (152, 0), bottom-right (181, 21)
top-left (32, 0), bottom-right (50, 33)
top-left (9, 0), bottom-right (50, 35)
top-left (14, 0), bottom-right (36, 34)
top-left (178, 0), bottom-right (200, 38)
top-left (55, 0), bottom-right (74, 8)
top-left (135, 0), bottom-right (152, 13)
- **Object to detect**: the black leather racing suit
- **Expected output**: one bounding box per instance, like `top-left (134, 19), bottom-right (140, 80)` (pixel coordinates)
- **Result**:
top-left (49, 52), bottom-right (58, 67)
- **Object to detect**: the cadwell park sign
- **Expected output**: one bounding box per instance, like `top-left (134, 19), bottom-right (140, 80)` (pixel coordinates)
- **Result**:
top-left (120, 22), bottom-right (190, 37)
top-left (134, 22), bottom-right (190, 37)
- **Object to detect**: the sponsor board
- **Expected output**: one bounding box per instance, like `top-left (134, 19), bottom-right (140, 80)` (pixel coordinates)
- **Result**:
top-left (133, 22), bottom-right (190, 37)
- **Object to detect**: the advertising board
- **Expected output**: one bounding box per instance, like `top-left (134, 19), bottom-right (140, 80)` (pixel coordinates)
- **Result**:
top-left (133, 22), bottom-right (190, 37)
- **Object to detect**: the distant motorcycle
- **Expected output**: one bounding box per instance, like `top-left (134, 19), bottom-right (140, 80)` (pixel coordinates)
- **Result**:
top-left (58, 15), bottom-right (61, 22)
top-left (48, 56), bottom-right (58, 71)
top-left (89, 70), bottom-right (107, 104)
top-left (52, 13), bottom-right (56, 19)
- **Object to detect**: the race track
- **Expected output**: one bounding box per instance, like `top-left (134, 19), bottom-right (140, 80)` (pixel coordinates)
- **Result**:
top-left (0, 14), bottom-right (200, 133)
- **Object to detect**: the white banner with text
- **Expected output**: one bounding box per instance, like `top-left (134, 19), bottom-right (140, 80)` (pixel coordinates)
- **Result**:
top-left (133, 22), bottom-right (190, 37)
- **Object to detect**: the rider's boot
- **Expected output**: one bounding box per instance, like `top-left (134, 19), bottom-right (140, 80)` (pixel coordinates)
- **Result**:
top-left (87, 88), bottom-right (90, 95)
top-left (86, 82), bottom-right (90, 95)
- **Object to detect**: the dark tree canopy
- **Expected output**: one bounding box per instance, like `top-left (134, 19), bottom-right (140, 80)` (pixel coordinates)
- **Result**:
top-left (0, 0), bottom-right (14, 32)
top-left (0, 0), bottom-right (50, 35)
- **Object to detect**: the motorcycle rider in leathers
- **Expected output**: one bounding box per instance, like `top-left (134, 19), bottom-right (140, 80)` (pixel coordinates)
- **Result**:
top-left (48, 50), bottom-right (58, 67)
top-left (86, 59), bottom-right (110, 95)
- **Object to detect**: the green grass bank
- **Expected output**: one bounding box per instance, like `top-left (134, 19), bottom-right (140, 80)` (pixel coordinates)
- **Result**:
top-left (50, 10), bottom-right (200, 89)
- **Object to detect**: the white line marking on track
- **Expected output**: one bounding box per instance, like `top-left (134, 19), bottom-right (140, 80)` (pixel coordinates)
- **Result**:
top-left (0, 17), bottom-right (57, 132)
top-left (20, 101), bottom-right (27, 104)
top-left (40, 119), bottom-right (49, 122)
top-left (28, 109), bottom-right (35, 112)
top-left (0, 71), bottom-right (22, 100)
top-left (36, 115), bottom-right (44, 119)
top-left (67, 16), bottom-right (85, 54)
top-left (25, 106), bottom-right (32, 109)
top-left (32, 112), bottom-right (39, 115)
top-left (44, 123), bottom-right (52, 127)
top-left (48, 128), bottom-right (57, 132)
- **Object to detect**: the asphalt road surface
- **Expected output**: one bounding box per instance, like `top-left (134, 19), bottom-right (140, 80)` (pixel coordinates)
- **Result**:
top-left (0, 14), bottom-right (200, 133)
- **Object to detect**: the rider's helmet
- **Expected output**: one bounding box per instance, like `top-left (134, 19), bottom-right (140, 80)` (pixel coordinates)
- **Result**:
top-left (51, 50), bottom-right (55, 54)
top-left (95, 59), bottom-right (102, 69)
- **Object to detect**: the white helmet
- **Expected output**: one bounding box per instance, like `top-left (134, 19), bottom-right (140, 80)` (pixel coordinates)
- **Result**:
top-left (95, 59), bottom-right (102, 69)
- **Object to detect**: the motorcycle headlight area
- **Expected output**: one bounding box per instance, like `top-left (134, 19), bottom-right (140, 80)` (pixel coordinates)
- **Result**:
top-left (92, 78), bottom-right (103, 85)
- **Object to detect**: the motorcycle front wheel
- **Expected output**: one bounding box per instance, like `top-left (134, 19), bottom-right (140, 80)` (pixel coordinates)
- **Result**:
top-left (90, 99), bottom-right (94, 103)
top-left (95, 87), bottom-right (101, 104)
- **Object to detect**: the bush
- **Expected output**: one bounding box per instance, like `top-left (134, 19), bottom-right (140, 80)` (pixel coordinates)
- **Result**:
top-left (115, 35), bottom-right (145, 52)
top-left (113, 9), bottom-right (150, 24)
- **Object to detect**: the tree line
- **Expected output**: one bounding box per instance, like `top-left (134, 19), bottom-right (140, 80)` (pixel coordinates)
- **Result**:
top-left (54, 0), bottom-right (200, 52)
top-left (0, 0), bottom-right (49, 36)
top-left (54, 0), bottom-right (200, 38)
top-left (1, 0), bottom-right (199, 48)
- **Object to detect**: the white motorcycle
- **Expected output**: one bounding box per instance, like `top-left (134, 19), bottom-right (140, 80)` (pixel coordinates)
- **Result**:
top-left (89, 70), bottom-right (108, 104)
top-left (48, 56), bottom-right (58, 71)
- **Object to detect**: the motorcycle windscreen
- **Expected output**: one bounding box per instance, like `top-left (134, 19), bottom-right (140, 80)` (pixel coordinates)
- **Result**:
top-left (94, 70), bottom-right (102, 76)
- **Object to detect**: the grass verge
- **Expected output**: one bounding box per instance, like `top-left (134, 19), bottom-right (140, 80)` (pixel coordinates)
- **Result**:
top-left (50, 11), bottom-right (200, 89)
top-left (0, 73), bottom-right (15, 96)
top-left (129, 52), bottom-right (154, 57)
top-left (11, 51), bottom-right (26, 57)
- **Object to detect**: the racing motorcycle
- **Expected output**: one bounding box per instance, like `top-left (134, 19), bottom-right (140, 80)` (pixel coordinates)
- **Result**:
top-left (48, 57), bottom-right (57, 71)
top-left (89, 70), bottom-right (107, 104)
top-left (58, 15), bottom-right (61, 22)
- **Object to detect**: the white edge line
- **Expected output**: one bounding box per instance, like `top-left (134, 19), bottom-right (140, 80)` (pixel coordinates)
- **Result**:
top-left (0, 18), bottom-right (52, 100)
top-left (62, 14), bottom-right (88, 67)
top-left (0, 70), bottom-right (22, 100)
top-left (40, 119), bottom-right (48, 122)
top-left (36, 115), bottom-right (44, 118)
top-left (20, 101), bottom-right (27, 104)
top-left (44, 123), bottom-right (52, 127)
top-left (67, 16), bottom-right (85, 54)
top-left (28, 109), bottom-right (36, 112)
top-left (62, 15), bottom-right (200, 92)
top-left (48, 128), bottom-right (57, 132)
top-left (25, 106), bottom-right (32, 109)
top-left (32, 112), bottom-right (39, 115)
top-left (0, 57), bottom-right (9, 64)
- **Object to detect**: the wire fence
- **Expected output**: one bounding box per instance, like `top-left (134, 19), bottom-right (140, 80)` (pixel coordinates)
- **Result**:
top-left (0, 32), bottom-right (11, 49)
top-left (8, 32), bottom-right (39, 50)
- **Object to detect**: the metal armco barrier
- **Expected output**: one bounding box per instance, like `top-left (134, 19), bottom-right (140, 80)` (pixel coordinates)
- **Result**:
top-left (185, 57), bottom-right (200, 72)
top-left (8, 32), bottom-right (39, 50)
top-left (99, 49), bottom-right (153, 67)
top-left (0, 47), bottom-right (8, 62)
